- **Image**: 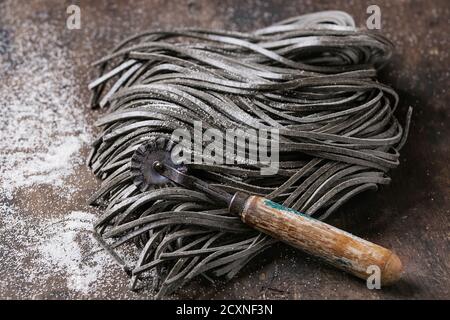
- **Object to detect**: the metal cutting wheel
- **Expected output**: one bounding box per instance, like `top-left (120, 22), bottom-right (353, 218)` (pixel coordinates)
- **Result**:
top-left (130, 137), bottom-right (186, 191)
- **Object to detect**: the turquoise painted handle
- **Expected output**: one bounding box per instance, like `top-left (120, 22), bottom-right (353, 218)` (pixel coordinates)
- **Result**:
top-left (237, 195), bottom-right (403, 285)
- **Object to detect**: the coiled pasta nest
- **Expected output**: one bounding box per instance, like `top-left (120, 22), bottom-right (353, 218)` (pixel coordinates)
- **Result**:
top-left (87, 11), bottom-right (411, 298)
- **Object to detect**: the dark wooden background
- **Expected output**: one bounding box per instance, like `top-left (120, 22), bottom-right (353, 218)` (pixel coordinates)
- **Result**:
top-left (1, 0), bottom-right (449, 299)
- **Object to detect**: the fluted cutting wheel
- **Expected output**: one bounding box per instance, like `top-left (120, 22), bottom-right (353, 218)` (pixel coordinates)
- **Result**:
top-left (130, 137), bottom-right (185, 192)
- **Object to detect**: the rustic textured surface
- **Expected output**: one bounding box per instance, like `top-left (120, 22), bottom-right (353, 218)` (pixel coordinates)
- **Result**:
top-left (0, 0), bottom-right (448, 299)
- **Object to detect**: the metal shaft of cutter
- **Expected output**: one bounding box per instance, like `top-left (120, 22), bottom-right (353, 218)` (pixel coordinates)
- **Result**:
top-left (153, 161), bottom-right (234, 205)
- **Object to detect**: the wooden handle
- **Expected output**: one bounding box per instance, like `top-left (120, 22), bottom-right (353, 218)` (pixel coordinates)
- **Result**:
top-left (233, 194), bottom-right (403, 285)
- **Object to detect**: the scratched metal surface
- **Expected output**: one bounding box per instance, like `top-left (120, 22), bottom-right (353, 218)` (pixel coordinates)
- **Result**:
top-left (0, 0), bottom-right (448, 299)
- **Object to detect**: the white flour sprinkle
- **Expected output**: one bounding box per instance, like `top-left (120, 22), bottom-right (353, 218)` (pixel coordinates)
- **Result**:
top-left (0, 205), bottom-right (119, 296)
top-left (0, 20), bottom-right (91, 200)
top-left (0, 9), bottom-right (125, 298)
top-left (37, 211), bottom-right (113, 293)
